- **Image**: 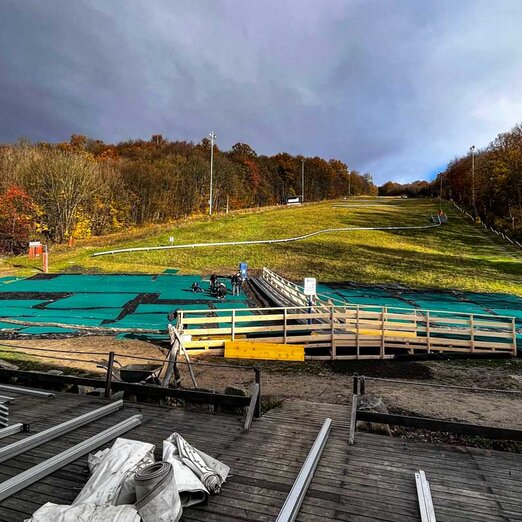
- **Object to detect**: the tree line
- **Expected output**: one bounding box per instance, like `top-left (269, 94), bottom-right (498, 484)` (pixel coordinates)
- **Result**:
top-left (379, 122), bottom-right (522, 241)
top-left (0, 135), bottom-right (377, 253)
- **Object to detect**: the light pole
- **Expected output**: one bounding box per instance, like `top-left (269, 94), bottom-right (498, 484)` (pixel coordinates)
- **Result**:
top-left (301, 158), bottom-right (305, 203)
top-left (348, 170), bottom-right (351, 198)
top-left (439, 172), bottom-right (443, 209)
top-left (470, 145), bottom-right (477, 218)
top-left (209, 131), bottom-right (216, 215)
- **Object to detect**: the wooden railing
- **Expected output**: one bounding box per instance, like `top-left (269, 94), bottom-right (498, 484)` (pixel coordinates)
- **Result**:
top-left (178, 304), bottom-right (517, 360)
top-left (261, 267), bottom-right (342, 307)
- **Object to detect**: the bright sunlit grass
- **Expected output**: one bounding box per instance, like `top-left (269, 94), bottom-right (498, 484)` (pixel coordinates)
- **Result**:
top-left (2, 198), bottom-right (521, 295)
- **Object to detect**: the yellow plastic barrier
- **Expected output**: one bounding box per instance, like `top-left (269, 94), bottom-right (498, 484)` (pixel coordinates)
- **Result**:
top-left (225, 340), bottom-right (305, 361)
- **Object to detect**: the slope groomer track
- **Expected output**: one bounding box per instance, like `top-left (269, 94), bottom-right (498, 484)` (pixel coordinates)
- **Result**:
top-left (92, 222), bottom-right (442, 257)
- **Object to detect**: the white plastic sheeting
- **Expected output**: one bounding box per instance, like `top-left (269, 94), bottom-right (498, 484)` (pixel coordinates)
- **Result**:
top-left (73, 438), bottom-right (155, 506)
top-left (162, 440), bottom-right (208, 507)
top-left (27, 434), bottom-right (229, 521)
top-left (164, 433), bottom-right (229, 495)
top-left (135, 461), bottom-right (182, 522)
top-left (26, 503), bottom-right (140, 522)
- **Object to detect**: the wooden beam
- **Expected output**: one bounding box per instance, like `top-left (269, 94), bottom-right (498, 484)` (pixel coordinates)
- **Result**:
top-left (243, 383), bottom-right (260, 431)
top-left (0, 369), bottom-right (250, 408)
top-left (356, 411), bottom-right (522, 441)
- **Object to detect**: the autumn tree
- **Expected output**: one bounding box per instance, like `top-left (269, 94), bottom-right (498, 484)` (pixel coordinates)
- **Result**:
top-left (0, 186), bottom-right (41, 254)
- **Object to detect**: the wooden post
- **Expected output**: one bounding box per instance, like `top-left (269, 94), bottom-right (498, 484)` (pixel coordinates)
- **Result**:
top-left (381, 310), bottom-right (386, 358)
top-left (42, 246), bottom-right (49, 274)
top-left (356, 306), bottom-right (360, 359)
top-left (283, 308), bottom-right (288, 344)
top-left (243, 383), bottom-right (260, 431)
top-left (254, 366), bottom-right (261, 418)
top-left (348, 375), bottom-right (360, 445)
top-left (470, 315), bottom-right (475, 352)
top-left (426, 311), bottom-right (431, 354)
top-left (513, 318), bottom-right (517, 356)
top-left (104, 351), bottom-right (115, 398)
top-left (231, 310), bottom-right (236, 341)
top-left (330, 305), bottom-right (335, 360)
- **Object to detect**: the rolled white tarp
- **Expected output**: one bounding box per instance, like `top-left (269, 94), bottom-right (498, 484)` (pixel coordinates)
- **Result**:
top-left (73, 438), bottom-right (155, 506)
top-left (164, 433), bottom-right (230, 495)
top-left (162, 438), bottom-right (208, 506)
top-left (135, 461), bottom-right (182, 522)
top-left (26, 503), bottom-right (140, 522)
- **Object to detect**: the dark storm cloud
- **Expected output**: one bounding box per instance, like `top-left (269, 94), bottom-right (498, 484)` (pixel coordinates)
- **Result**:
top-left (1, 0), bottom-right (521, 183)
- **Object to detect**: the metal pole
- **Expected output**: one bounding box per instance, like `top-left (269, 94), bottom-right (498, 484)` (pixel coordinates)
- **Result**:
top-left (470, 145), bottom-right (477, 219)
top-left (276, 417), bottom-right (332, 522)
top-left (0, 400), bottom-right (124, 464)
top-left (209, 131), bottom-right (216, 215)
top-left (0, 384), bottom-right (54, 398)
top-left (104, 351), bottom-right (115, 398)
top-left (0, 414), bottom-right (142, 502)
top-left (348, 170), bottom-right (351, 197)
top-left (348, 375), bottom-right (359, 445)
top-left (301, 158), bottom-right (305, 203)
top-left (0, 423), bottom-right (29, 440)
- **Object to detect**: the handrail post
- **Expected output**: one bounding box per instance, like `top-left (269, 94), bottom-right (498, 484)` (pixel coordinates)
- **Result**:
top-left (381, 310), bottom-right (386, 358)
top-left (231, 309), bottom-right (236, 341)
top-left (470, 315), bottom-right (475, 352)
top-left (330, 305), bottom-right (335, 360)
top-left (356, 306), bottom-right (360, 358)
top-left (104, 351), bottom-right (115, 398)
top-left (426, 311), bottom-right (431, 354)
top-left (513, 318), bottom-right (517, 356)
top-left (254, 365), bottom-right (262, 418)
top-left (283, 308), bottom-right (288, 344)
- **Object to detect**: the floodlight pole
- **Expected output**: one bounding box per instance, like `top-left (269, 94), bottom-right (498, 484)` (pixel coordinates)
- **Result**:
top-left (209, 132), bottom-right (216, 215)
top-left (470, 145), bottom-right (477, 218)
top-left (301, 159), bottom-right (305, 203)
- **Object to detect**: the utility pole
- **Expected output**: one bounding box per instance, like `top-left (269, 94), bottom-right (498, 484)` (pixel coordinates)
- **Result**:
top-left (301, 158), bottom-right (305, 203)
top-left (209, 131), bottom-right (216, 215)
top-left (470, 145), bottom-right (477, 219)
top-left (348, 170), bottom-right (351, 198)
top-left (439, 173), bottom-right (443, 209)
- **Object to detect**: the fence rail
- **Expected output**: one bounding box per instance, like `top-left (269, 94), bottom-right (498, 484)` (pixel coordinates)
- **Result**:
top-left (178, 304), bottom-right (517, 360)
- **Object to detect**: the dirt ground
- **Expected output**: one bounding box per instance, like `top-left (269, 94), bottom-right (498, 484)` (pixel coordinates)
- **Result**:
top-left (1, 336), bottom-right (521, 430)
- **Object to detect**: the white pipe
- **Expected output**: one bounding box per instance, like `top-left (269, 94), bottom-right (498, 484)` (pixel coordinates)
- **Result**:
top-left (92, 222), bottom-right (442, 257)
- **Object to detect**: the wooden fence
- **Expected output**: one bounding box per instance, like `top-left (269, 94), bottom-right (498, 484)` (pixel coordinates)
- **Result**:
top-left (177, 304), bottom-right (517, 360)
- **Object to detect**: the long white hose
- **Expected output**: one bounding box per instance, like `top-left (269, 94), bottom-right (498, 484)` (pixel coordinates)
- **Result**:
top-left (92, 221), bottom-right (441, 257)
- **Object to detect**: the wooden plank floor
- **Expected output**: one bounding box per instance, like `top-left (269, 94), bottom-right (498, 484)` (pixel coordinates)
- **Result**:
top-left (0, 391), bottom-right (521, 521)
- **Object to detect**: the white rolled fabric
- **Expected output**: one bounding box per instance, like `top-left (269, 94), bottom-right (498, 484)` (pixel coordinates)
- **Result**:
top-left (74, 438), bottom-right (155, 506)
top-left (164, 433), bottom-right (229, 495)
top-left (162, 439), bottom-right (208, 507)
top-left (26, 502), bottom-right (140, 522)
top-left (135, 461), bottom-right (182, 522)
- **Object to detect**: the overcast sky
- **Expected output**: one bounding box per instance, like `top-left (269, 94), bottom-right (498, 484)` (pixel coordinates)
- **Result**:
top-left (1, 0), bottom-right (521, 184)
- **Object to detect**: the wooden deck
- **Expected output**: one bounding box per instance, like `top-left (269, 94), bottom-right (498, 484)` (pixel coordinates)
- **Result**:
top-left (0, 391), bottom-right (521, 521)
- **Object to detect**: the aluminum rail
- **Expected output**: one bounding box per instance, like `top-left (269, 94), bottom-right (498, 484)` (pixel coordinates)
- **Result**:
top-left (0, 399), bottom-right (124, 463)
top-left (92, 222), bottom-right (441, 257)
top-left (0, 384), bottom-right (55, 398)
top-left (0, 395), bottom-right (15, 403)
top-left (0, 414), bottom-right (142, 502)
top-left (0, 423), bottom-right (27, 440)
top-left (415, 470), bottom-right (437, 522)
top-left (276, 417), bottom-right (332, 522)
